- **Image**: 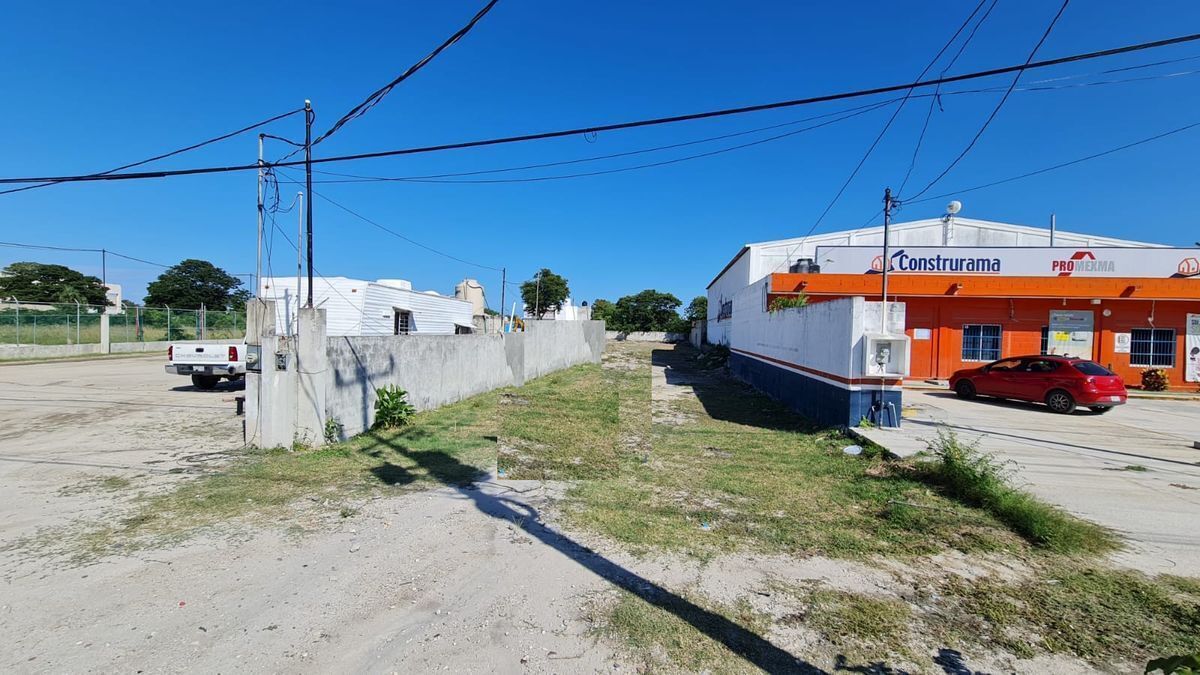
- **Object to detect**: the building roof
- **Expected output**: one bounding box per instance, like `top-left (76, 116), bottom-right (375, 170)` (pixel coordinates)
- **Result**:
top-left (709, 217), bottom-right (1168, 289)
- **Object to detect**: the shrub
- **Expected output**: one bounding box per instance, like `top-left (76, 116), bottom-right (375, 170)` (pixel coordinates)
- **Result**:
top-left (919, 429), bottom-right (1116, 553)
top-left (697, 344), bottom-right (730, 369)
top-left (372, 386), bottom-right (415, 429)
top-left (1142, 368), bottom-right (1170, 391)
top-left (768, 294), bottom-right (808, 312)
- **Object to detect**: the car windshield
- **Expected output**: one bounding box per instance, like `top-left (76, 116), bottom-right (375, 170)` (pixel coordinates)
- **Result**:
top-left (1072, 361), bottom-right (1114, 376)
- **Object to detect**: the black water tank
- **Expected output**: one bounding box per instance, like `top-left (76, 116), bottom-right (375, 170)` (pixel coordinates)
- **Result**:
top-left (789, 258), bottom-right (821, 274)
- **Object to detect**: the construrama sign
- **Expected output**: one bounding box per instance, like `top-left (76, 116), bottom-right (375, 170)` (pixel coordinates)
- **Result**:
top-left (814, 246), bottom-right (1200, 279)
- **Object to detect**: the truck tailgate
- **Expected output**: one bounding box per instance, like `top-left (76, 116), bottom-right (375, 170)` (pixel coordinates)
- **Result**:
top-left (174, 345), bottom-right (228, 364)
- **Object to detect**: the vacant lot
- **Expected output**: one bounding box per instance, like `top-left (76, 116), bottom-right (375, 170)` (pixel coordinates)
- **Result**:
top-left (2, 343), bottom-right (1197, 673)
top-left (0, 354), bottom-right (243, 550)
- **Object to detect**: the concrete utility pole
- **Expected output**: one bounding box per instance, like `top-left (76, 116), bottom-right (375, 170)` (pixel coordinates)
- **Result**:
top-left (534, 270), bottom-right (541, 320)
top-left (304, 100), bottom-right (315, 308)
top-left (500, 268), bottom-right (506, 332)
top-left (256, 134), bottom-right (265, 299)
top-left (881, 187), bottom-right (894, 333)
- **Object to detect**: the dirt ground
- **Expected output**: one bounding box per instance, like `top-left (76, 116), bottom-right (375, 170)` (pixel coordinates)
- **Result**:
top-left (0, 355), bottom-right (245, 547)
top-left (0, 348), bottom-right (1123, 673)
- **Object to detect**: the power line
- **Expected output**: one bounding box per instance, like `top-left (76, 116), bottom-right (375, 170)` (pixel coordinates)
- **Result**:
top-left (310, 189), bottom-right (504, 272)
top-left (898, 0), bottom-right (1000, 195)
top-left (0, 108), bottom-right (303, 197)
top-left (903, 0), bottom-right (1071, 201)
top-left (0, 240), bottom-right (170, 267)
top-left (906, 118), bottom-right (1200, 205)
top-left (1, 31), bottom-right (1197, 187)
top-left (308, 98), bottom-right (905, 182)
top-left (282, 65), bottom-right (1200, 186)
top-left (282, 99), bottom-right (897, 185)
top-left (805, 0), bottom-right (993, 238)
top-left (276, 0), bottom-right (502, 164)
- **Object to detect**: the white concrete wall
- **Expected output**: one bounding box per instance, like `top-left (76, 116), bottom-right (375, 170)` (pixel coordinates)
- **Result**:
top-left (604, 331), bottom-right (687, 343)
top-left (321, 320), bottom-right (605, 441)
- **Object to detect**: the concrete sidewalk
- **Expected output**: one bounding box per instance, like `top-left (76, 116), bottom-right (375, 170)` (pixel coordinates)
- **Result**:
top-left (856, 390), bottom-right (1200, 576)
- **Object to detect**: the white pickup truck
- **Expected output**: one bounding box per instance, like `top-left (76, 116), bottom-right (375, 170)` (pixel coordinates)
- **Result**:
top-left (165, 343), bottom-right (247, 389)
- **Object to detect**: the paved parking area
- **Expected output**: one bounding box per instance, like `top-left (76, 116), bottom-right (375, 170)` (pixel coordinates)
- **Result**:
top-left (859, 389), bottom-right (1200, 575)
top-left (0, 355), bottom-right (243, 547)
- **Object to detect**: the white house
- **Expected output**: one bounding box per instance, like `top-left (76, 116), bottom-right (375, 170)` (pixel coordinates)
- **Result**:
top-left (260, 276), bottom-right (473, 337)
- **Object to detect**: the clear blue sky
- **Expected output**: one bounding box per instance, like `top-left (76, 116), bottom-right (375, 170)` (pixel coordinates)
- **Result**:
top-left (1, 1), bottom-right (1198, 306)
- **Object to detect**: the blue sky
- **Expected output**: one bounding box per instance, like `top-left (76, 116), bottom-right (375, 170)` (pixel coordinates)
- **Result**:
top-left (1, 1), bottom-right (1198, 306)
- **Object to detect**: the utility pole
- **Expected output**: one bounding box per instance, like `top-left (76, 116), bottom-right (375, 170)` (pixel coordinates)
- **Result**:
top-left (256, 134), bottom-right (265, 299)
top-left (101, 248), bottom-right (107, 301)
top-left (500, 267), bottom-right (506, 332)
top-left (297, 191), bottom-right (304, 335)
top-left (304, 100), bottom-right (314, 308)
top-left (881, 187), bottom-right (894, 334)
top-left (534, 270), bottom-right (541, 320)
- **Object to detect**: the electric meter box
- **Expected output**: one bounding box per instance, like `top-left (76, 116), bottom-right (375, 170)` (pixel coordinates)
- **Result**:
top-left (863, 333), bottom-right (910, 378)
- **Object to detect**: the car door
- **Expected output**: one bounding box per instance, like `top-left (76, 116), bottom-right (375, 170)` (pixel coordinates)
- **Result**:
top-left (977, 358), bottom-right (1023, 396)
top-left (1007, 358), bottom-right (1061, 402)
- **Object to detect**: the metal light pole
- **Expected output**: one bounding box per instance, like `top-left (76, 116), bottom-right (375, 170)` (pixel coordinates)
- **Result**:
top-left (881, 187), bottom-right (894, 334)
top-left (304, 100), bottom-right (314, 308)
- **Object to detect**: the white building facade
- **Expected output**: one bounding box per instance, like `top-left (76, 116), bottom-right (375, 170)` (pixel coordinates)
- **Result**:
top-left (260, 276), bottom-right (473, 337)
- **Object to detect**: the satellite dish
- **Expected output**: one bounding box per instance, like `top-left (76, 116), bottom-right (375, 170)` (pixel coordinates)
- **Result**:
top-left (946, 200), bottom-right (962, 215)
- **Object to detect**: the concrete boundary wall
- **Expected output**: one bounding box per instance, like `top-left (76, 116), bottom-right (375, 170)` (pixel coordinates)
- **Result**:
top-left (605, 331), bottom-right (686, 343)
top-left (0, 339), bottom-right (224, 361)
top-left (725, 286), bottom-right (905, 428)
top-left (247, 303), bottom-right (605, 446)
top-left (326, 320), bottom-right (604, 439)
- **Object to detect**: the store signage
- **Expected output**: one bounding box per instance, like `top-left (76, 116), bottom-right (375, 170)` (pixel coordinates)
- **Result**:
top-left (1187, 314), bottom-right (1200, 383)
top-left (815, 246), bottom-right (1200, 279)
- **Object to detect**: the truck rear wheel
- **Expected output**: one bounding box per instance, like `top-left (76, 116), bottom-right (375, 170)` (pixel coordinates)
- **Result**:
top-left (191, 374), bottom-right (220, 390)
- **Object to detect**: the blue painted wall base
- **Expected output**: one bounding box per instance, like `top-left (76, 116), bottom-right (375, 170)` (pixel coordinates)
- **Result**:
top-left (729, 353), bottom-right (902, 428)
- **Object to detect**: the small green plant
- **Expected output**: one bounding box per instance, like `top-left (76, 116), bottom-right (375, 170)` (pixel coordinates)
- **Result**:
top-left (372, 385), bottom-right (415, 429)
top-left (768, 294), bottom-right (809, 312)
top-left (1142, 368), bottom-right (1170, 391)
top-left (323, 416), bottom-right (343, 444)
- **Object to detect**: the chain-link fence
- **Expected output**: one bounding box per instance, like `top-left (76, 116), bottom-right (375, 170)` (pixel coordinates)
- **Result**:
top-left (0, 300), bottom-right (245, 345)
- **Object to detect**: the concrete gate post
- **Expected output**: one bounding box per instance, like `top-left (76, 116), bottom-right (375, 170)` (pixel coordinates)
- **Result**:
top-left (99, 314), bottom-right (111, 354)
top-left (296, 306), bottom-right (328, 447)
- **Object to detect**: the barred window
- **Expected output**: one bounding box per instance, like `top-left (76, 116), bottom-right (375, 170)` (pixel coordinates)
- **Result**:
top-left (962, 324), bottom-right (1002, 362)
top-left (1130, 328), bottom-right (1174, 367)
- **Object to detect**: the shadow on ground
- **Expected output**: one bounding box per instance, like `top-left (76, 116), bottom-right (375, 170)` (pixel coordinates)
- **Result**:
top-left (348, 347), bottom-right (991, 674)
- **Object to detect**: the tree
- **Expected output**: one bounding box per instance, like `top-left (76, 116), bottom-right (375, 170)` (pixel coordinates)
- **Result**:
top-left (610, 290), bottom-right (682, 332)
top-left (520, 268), bottom-right (569, 318)
top-left (144, 259), bottom-right (247, 310)
top-left (591, 298), bottom-right (615, 324)
top-left (684, 296), bottom-right (708, 322)
top-left (0, 262), bottom-right (109, 305)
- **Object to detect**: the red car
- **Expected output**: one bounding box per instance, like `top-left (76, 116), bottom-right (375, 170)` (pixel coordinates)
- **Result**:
top-left (950, 355), bottom-right (1127, 414)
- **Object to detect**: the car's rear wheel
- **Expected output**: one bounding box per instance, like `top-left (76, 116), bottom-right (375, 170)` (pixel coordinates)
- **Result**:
top-left (1045, 389), bottom-right (1076, 414)
top-left (1088, 406), bottom-right (1113, 414)
top-left (191, 374), bottom-right (220, 390)
top-left (954, 380), bottom-right (976, 399)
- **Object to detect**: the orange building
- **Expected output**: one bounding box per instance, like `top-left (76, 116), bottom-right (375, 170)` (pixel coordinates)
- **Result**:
top-left (707, 217), bottom-right (1200, 390)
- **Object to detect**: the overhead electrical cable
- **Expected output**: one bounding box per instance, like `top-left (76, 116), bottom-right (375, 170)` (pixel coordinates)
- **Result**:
top-left (903, 0), bottom-right (1071, 201)
top-left (804, 0), bottom-right (992, 238)
top-left (0, 240), bottom-right (170, 267)
top-left (0, 108), bottom-right (304, 197)
top-left (898, 0), bottom-right (1000, 194)
top-left (286, 66), bottom-right (1199, 186)
top-left (274, 0), bottom-right (502, 164)
top-left (278, 100), bottom-right (897, 185)
top-left (310, 189), bottom-right (504, 272)
top-left (1, 31), bottom-right (1198, 186)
